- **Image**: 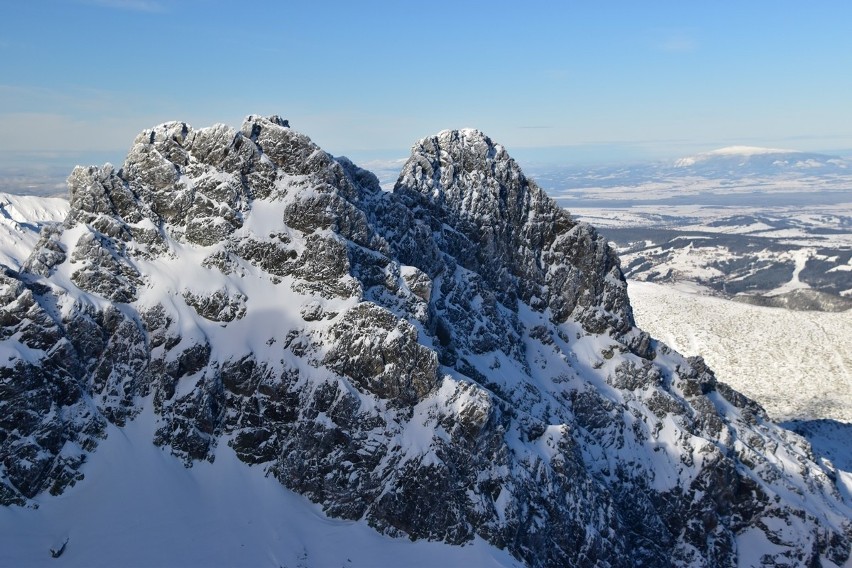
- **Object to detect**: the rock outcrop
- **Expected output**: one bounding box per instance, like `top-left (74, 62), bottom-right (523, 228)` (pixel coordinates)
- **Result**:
top-left (1, 116), bottom-right (849, 567)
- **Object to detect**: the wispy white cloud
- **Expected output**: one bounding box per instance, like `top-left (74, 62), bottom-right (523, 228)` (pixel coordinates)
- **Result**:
top-left (81, 0), bottom-right (165, 12)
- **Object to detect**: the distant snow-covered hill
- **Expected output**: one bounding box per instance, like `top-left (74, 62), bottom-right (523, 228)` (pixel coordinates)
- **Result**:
top-left (525, 144), bottom-right (852, 310)
top-left (674, 146), bottom-right (849, 177)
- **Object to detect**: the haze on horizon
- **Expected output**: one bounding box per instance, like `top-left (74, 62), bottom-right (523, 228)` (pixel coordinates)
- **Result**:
top-left (2, 0), bottom-right (852, 173)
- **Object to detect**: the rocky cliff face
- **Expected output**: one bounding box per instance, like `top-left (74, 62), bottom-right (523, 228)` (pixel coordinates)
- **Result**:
top-left (1, 116), bottom-right (850, 567)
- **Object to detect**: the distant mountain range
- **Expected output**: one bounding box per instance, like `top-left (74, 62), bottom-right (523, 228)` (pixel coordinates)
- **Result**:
top-left (522, 146), bottom-right (852, 198)
top-left (673, 146), bottom-right (849, 177)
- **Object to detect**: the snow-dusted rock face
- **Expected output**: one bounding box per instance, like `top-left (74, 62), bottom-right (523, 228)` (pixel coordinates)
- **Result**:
top-left (1, 116), bottom-right (850, 567)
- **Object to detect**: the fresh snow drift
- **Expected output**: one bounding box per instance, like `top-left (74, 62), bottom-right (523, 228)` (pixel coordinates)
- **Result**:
top-left (0, 116), bottom-right (850, 567)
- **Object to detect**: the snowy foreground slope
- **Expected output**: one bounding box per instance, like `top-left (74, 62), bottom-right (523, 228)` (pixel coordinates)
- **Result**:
top-left (1, 117), bottom-right (851, 567)
top-left (0, 410), bottom-right (520, 568)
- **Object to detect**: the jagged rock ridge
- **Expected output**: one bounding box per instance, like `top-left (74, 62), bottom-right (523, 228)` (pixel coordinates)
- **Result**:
top-left (0, 116), bottom-right (850, 567)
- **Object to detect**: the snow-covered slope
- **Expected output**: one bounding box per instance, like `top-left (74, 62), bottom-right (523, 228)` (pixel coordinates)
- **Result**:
top-left (628, 280), bottom-right (852, 424)
top-left (627, 279), bottom-right (852, 507)
top-left (0, 192), bottom-right (68, 270)
top-left (0, 408), bottom-right (519, 568)
top-left (1, 117), bottom-right (850, 567)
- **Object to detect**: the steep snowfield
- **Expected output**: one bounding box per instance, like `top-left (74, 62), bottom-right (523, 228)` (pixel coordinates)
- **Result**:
top-left (628, 280), bottom-right (852, 424)
top-left (0, 403), bottom-right (519, 568)
top-left (0, 192), bottom-right (68, 269)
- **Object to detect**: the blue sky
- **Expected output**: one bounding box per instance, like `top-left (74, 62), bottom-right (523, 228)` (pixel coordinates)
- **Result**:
top-left (2, 0), bottom-right (852, 168)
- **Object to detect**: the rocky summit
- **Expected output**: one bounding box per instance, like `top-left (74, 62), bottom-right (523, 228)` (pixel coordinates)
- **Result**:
top-left (1, 116), bottom-right (850, 567)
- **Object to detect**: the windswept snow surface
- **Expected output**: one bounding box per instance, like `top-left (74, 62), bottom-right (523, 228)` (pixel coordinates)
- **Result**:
top-left (0, 405), bottom-right (520, 568)
top-left (628, 280), bottom-right (852, 424)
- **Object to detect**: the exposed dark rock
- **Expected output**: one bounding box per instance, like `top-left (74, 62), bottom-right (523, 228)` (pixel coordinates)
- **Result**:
top-left (324, 302), bottom-right (438, 405)
top-left (183, 289), bottom-right (247, 322)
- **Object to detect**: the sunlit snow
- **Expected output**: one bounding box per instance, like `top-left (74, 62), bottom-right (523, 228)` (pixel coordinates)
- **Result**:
top-left (0, 405), bottom-right (521, 568)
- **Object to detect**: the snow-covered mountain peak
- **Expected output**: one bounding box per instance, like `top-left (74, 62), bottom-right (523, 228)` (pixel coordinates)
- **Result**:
top-left (434, 127), bottom-right (493, 141)
top-left (409, 128), bottom-right (508, 178)
top-left (399, 127), bottom-right (539, 224)
top-left (1, 116), bottom-right (851, 567)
